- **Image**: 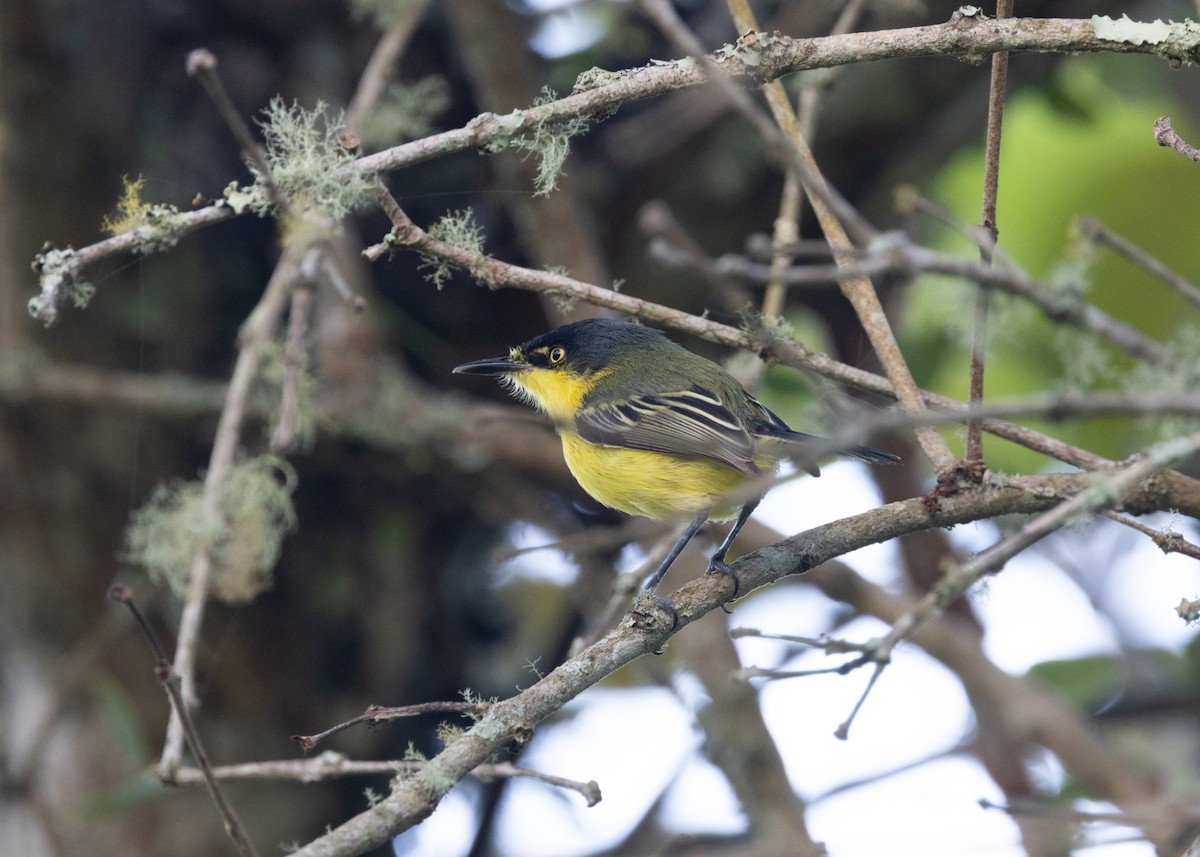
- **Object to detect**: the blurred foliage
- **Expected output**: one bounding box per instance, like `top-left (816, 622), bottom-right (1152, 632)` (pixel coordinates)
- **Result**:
top-left (903, 55), bottom-right (1200, 473)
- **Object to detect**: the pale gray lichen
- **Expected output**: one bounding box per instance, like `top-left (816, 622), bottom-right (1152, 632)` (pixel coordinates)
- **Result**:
top-left (1091, 15), bottom-right (1200, 63)
top-left (219, 180), bottom-right (267, 216)
top-left (29, 245), bottom-right (92, 323)
top-left (1092, 14), bottom-right (1174, 45)
top-left (490, 87), bottom-right (590, 197)
top-left (252, 98), bottom-right (372, 220)
top-left (419, 209), bottom-right (485, 289)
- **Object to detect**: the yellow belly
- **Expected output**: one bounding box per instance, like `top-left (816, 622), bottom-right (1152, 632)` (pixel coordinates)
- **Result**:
top-left (561, 431), bottom-right (761, 521)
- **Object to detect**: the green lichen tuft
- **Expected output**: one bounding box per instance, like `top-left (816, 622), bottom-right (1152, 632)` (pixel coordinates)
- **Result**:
top-left (124, 455), bottom-right (298, 603)
top-left (100, 174), bottom-right (188, 254)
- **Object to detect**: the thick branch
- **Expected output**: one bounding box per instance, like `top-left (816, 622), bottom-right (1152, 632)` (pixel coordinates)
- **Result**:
top-left (288, 472), bottom-right (1171, 856)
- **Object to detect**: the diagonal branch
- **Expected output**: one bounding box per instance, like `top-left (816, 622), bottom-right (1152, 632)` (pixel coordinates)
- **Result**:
top-left (286, 466), bottom-right (1188, 857)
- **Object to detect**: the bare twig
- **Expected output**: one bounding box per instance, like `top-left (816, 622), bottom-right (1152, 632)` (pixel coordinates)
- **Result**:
top-left (713, 238), bottom-right (1184, 370)
top-left (967, 0), bottom-right (1014, 466)
top-left (176, 753), bottom-right (401, 783)
top-left (175, 756), bottom-right (601, 806)
top-left (1080, 216), bottom-right (1200, 309)
top-left (110, 585), bottom-right (262, 857)
top-left (187, 49), bottom-right (281, 207)
top-left (1101, 510), bottom-right (1200, 561)
top-left (981, 796), bottom-right (1179, 827)
top-left (833, 660), bottom-right (885, 740)
top-left (737, 0), bottom-right (868, 327)
top-left (270, 281), bottom-right (314, 454)
top-left (638, 201), bottom-right (749, 311)
top-left (803, 561), bottom-right (1200, 850)
top-left (852, 429), bottom-right (1200, 679)
top-left (473, 762), bottom-right (602, 807)
top-left (1154, 115), bottom-right (1200, 163)
top-left (293, 702), bottom-right (491, 753)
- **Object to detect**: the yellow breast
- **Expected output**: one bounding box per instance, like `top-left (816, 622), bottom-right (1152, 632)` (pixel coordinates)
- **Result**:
top-left (560, 431), bottom-right (754, 521)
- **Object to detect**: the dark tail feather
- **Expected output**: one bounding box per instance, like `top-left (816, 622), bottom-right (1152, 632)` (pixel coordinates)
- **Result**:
top-left (841, 444), bottom-right (902, 466)
top-left (765, 429), bottom-right (901, 475)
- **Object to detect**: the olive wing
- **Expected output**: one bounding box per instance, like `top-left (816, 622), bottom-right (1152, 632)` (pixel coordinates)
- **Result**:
top-left (574, 386), bottom-right (759, 476)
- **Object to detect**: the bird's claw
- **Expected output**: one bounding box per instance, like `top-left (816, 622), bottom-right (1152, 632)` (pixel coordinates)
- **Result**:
top-left (705, 558), bottom-right (740, 610)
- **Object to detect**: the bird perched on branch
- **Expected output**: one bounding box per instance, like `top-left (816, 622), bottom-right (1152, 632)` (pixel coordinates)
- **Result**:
top-left (454, 317), bottom-right (899, 612)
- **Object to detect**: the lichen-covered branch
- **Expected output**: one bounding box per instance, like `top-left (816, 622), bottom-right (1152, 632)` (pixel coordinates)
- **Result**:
top-left (31, 15), bottom-right (1200, 324)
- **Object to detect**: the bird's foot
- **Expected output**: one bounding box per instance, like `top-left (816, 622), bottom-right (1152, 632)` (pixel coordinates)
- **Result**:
top-left (705, 558), bottom-right (740, 612)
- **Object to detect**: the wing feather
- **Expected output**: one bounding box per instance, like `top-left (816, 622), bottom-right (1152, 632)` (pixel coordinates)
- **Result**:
top-left (574, 386), bottom-right (759, 475)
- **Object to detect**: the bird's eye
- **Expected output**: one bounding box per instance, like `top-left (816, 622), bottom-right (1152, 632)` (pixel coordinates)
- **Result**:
top-left (548, 347), bottom-right (566, 365)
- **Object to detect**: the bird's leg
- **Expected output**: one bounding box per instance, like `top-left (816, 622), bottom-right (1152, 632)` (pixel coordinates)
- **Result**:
top-left (642, 511), bottom-right (708, 593)
top-left (705, 498), bottom-right (760, 602)
top-left (634, 511), bottom-right (708, 635)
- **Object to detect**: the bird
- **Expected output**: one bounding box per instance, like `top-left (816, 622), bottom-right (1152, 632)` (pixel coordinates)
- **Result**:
top-left (453, 317), bottom-right (899, 606)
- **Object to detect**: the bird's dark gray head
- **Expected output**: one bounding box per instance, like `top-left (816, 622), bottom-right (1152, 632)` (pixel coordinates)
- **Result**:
top-left (512, 318), bottom-right (684, 375)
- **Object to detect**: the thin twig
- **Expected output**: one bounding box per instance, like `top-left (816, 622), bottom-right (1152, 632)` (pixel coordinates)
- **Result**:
top-left (712, 239), bottom-right (1183, 371)
top-left (293, 702), bottom-right (491, 753)
top-left (1154, 115), bottom-right (1200, 163)
top-left (110, 586), bottom-right (262, 857)
top-left (898, 190), bottom-right (1000, 251)
top-left (473, 761), bottom-right (602, 807)
top-left (270, 278), bottom-right (314, 454)
top-left (186, 49), bottom-right (281, 207)
top-left (1080, 217), bottom-right (1200, 309)
top-left (173, 756), bottom-right (601, 805)
top-left (1101, 510), bottom-right (1200, 561)
top-left (737, 663), bottom-right (860, 680)
top-left (730, 628), bottom-right (872, 655)
top-left (161, 246), bottom-right (302, 780)
top-left (177, 754), bottom-right (402, 783)
top-left (759, 0), bottom-right (867, 326)
top-left (833, 660), bottom-right (885, 740)
top-left (980, 797), bottom-right (1167, 826)
top-left (805, 562), bottom-right (1200, 850)
top-left (638, 201), bottom-right (750, 311)
top-left (966, 0), bottom-right (1014, 466)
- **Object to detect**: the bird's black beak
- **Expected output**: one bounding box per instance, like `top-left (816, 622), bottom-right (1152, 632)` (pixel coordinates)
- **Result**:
top-left (452, 355), bottom-right (527, 376)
